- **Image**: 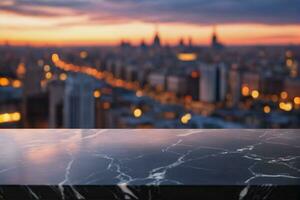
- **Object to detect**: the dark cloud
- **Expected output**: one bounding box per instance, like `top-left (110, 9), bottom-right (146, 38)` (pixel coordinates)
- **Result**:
top-left (15, 0), bottom-right (86, 8)
top-left (0, 0), bottom-right (86, 17)
top-left (0, 5), bottom-right (63, 17)
top-left (1, 0), bottom-right (299, 25)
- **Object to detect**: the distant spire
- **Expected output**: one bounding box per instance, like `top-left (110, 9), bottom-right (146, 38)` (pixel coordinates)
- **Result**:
top-left (212, 25), bottom-right (218, 44)
top-left (211, 25), bottom-right (224, 50)
top-left (153, 24), bottom-right (161, 47)
top-left (140, 39), bottom-right (147, 49)
top-left (179, 37), bottom-right (185, 46)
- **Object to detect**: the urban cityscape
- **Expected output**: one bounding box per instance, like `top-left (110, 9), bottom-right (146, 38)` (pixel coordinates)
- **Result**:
top-left (0, 0), bottom-right (300, 129)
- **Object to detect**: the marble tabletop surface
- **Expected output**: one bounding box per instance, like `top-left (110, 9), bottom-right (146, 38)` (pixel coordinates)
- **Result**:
top-left (0, 129), bottom-right (299, 187)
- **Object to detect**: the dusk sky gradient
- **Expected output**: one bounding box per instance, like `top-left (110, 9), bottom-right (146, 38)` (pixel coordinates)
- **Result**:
top-left (0, 0), bottom-right (300, 46)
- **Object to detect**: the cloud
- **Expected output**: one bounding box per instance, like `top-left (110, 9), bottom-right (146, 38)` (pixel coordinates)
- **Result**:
top-left (0, 0), bottom-right (86, 17)
top-left (1, 0), bottom-right (299, 25)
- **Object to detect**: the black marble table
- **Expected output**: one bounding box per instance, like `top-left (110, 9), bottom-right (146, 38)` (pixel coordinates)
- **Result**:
top-left (0, 129), bottom-right (299, 199)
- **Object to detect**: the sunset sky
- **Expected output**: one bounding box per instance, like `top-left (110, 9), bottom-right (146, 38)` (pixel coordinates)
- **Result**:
top-left (0, 0), bottom-right (300, 46)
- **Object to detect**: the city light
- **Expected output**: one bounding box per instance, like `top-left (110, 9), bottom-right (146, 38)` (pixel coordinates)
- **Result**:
top-left (37, 59), bottom-right (44, 67)
top-left (241, 86), bottom-right (250, 96)
top-left (0, 77), bottom-right (9, 87)
top-left (45, 72), bottom-right (53, 80)
top-left (11, 112), bottom-right (21, 121)
top-left (294, 97), bottom-right (300, 105)
top-left (40, 80), bottom-right (47, 89)
top-left (80, 51), bottom-right (88, 59)
top-left (286, 59), bottom-right (293, 67)
top-left (103, 102), bottom-right (111, 110)
top-left (279, 102), bottom-right (293, 112)
top-left (93, 90), bottom-right (101, 98)
top-left (0, 112), bottom-right (21, 124)
top-left (136, 90), bottom-right (143, 97)
top-left (184, 95), bottom-right (193, 102)
top-left (263, 105), bottom-right (271, 114)
top-left (177, 53), bottom-right (197, 62)
top-left (0, 78), bottom-right (22, 88)
top-left (133, 108), bottom-right (142, 118)
top-left (191, 71), bottom-right (200, 78)
top-left (271, 95), bottom-right (279, 102)
top-left (286, 50), bottom-right (293, 58)
top-left (52, 53), bottom-right (60, 63)
top-left (44, 65), bottom-right (51, 72)
top-left (251, 90), bottom-right (259, 99)
top-left (59, 73), bottom-right (68, 81)
top-left (0, 0), bottom-right (299, 130)
top-left (181, 113), bottom-right (192, 124)
top-left (280, 91), bottom-right (288, 99)
top-left (12, 80), bottom-right (22, 88)
top-left (16, 63), bottom-right (26, 78)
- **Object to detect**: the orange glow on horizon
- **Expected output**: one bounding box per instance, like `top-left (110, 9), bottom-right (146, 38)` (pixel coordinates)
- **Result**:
top-left (0, 23), bottom-right (300, 46)
top-left (0, 10), bottom-right (300, 46)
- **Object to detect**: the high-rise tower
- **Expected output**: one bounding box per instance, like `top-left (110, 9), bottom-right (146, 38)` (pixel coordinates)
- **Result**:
top-left (211, 26), bottom-right (224, 50)
top-left (152, 25), bottom-right (161, 48)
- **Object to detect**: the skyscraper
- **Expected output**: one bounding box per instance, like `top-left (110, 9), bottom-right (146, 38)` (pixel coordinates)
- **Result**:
top-left (199, 63), bottom-right (227, 103)
top-left (48, 74), bottom-right (98, 128)
top-left (152, 26), bottom-right (161, 48)
top-left (211, 26), bottom-right (224, 50)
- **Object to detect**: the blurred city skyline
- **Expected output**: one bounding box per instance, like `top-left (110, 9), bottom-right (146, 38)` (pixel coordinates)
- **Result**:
top-left (1, 0), bottom-right (300, 46)
top-left (0, 0), bottom-right (299, 129)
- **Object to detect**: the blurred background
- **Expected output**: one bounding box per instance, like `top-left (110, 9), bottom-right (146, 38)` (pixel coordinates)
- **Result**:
top-left (0, 0), bottom-right (300, 128)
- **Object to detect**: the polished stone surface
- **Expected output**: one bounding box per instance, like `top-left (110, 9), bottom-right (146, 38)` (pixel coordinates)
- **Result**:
top-left (0, 129), bottom-right (299, 199)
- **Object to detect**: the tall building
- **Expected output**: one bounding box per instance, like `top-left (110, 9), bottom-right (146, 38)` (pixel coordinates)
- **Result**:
top-left (211, 26), bottom-right (224, 50)
top-left (228, 66), bottom-right (242, 106)
top-left (48, 74), bottom-right (98, 128)
top-left (187, 70), bottom-right (200, 100)
top-left (48, 80), bottom-right (64, 128)
top-left (22, 61), bottom-right (49, 128)
top-left (148, 72), bottom-right (166, 91)
top-left (199, 63), bottom-right (228, 103)
top-left (167, 74), bottom-right (187, 96)
top-left (284, 77), bottom-right (300, 99)
top-left (152, 26), bottom-right (161, 48)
